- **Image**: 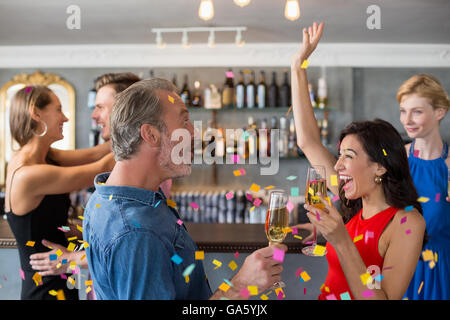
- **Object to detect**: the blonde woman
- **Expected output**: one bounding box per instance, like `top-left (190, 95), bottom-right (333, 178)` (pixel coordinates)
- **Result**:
top-left (5, 85), bottom-right (114, 300)
top-left (397, 75), bottom-right (450, 300)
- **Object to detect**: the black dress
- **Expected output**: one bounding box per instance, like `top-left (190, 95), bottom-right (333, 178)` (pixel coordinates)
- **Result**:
top-left (6, 166), bottom-right (79, 300)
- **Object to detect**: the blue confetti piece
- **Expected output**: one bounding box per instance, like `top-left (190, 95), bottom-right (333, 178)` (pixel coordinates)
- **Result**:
top-left (224, 279), bottom-right (233, 287)
top-left (61, 259), bottom-right (67, 264)
top-left (171, 254), bottom-right (183, 265)
top-left (405, 205), bottom-right (414, 212)
top-left (374, 274), bottom-right (384, 282)
top-left (154, 200), bottom-right (161, 208)
top-left (49, 254), bottom-right (57, 261)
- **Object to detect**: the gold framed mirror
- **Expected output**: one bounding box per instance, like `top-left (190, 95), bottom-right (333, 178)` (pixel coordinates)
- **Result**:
top-left (0, 71), bottom-right (76, 188)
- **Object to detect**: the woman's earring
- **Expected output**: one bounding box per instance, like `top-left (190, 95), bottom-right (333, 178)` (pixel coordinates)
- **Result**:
top-left (35, 120), bottom-right (48, 137)
top-left (374, 175), bottom-right (382, 184)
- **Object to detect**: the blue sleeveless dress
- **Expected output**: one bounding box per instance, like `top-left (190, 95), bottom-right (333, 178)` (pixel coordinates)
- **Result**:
top-left (404, 140), bottom-right (450, 300)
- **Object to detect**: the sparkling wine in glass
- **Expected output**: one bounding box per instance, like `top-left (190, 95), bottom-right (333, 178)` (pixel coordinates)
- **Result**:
top-left (302, 165), bottom-right (327, 256)
top-left (265, 190), bottom-right (289, 289)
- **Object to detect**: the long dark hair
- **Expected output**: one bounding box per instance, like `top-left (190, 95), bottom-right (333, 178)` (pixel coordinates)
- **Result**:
top-left (338, 119), bottom-right (423, 223)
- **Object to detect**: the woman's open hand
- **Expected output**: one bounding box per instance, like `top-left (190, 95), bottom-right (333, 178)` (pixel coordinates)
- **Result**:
top-left (291, 21), bottom-right (325, 70)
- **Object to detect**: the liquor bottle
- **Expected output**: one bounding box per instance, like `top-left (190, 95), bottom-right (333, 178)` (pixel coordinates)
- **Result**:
top-left (191, 80), bottom-right (202, 107)
top-left (280, 70), bottom-right (291, 107)
top-left (203, 120), bottom-right (216, 157)
top-left (317, 77), bottom-right (328, 109)
top-left (246, 70), bottom-right (256, 108)
top-left (257, 71), bottom-right (267, 109)
top-left (222, 69), bottom-right (235, 108)
top-left (216, 127), bottom-right (225, 158)
top-left (236, 70), bottom-right (246, 109)
top-left (321, 118), bottom-right (329, 146)
top-left (180, 74), bottom-right (191, 106)
top-left (288, 117), bottom-right (297, 158)
top-left (205, 84), bottom-right (222, 109)
top-left (246, 116), bottom-right (258, 159)
top-left (308, 83), bottom-right (317, 108)
top-left (268, 71), bottom-right (279, 107)
top-left (270, 116), bottom-right (278, 156)
top-left (279, 116), bottom-right (289, 158)
top-left (259, 118), bottom-right (269, 157)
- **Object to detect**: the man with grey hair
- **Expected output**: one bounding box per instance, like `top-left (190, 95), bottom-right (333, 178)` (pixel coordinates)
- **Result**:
top-left (83, 78), bottom-right (287, 300)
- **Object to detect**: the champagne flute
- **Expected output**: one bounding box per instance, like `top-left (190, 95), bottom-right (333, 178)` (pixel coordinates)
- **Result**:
top-left (301, 165), bottom-right (327, 256)
top-left (265, 190), bottom-right (289, 289)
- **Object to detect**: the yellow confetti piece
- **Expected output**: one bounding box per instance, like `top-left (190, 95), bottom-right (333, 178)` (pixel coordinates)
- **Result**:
top-left (308, 187), bottom-right (314, 196)
top-left (95, 204), bottom-right (101, 208)
top-left (195, 251), bottom-right (205, 260)
top-left (68, 277), bottom-right (76, 285)
top-left (422, 249), bottom-right (434, 261)
top-left (264, 185), bottom-right (275, 190)
top-left (282, 227), bottom-right (292, 234)
top-left (67, 236), bottom-right (77, 241)
top-left (301, 59), bottom-right (309, 69)
top-left (233, 170), bottom-right (241, 176)
top-left (248, 285), bottom-right (258, 295)
top-left (324, 286), bottom-right (330, 293)
top-left (55, 249), bottom-right (63, 257)
top-left (32, 272), bottom-right (42, 286)
top-left (56, 263), bottom-right (62, 269)
top-left (300, 271), bottom-right (311, 282)
top-left (69, 261), bottom-right (77, 270)
top-left (353, 234), bottom-right (364, 243)
top-left (109, 194), bottom-right (113, 201)
top-left (249, 183), bottom-right (261, 193)
top-left (77, 215), bottom-right (84, 220)
top-left (212, 259), bottom-right (222, 270)
top-left (67, 243), bottom-right (76, 252)
top-left (167, 199), bottom-right (177, 208)
top-left (286, 105), bottom-right (292, 116)
top-left (86, 286), bottom-right (92, 294)
top-left (382, 148), bottom-right (387, 156)
top-left (418, 281), bottom-right (424, 294)
top-left (228, 260), bottom-right (238, 271)
top-left (294, 235), bottom-right (303, 240)
top-left (260, 294), bottom-right (269, 300)
top-left (417, 197), bottom-right (429, 203)
top-left (49, 290), bottom-right (58, 296)
top-left (275, 288), bottom-right (285, 298)
top-left (168, 95), bottom-right (174, 104)
top-left (330, 175), bottom-right (338, 186)
top-left (76, 225), bottom-right (83, 232)
top-left (249, 206), bottom-right (255, 212)
top-left (360, 273), bottom-right (373, 286)
top-left (81, 254), bottom-right (86, 261)
top-left (219, 282), bottom-right (231, 292)
top-left (56, 290), bottom-right (65, 300)
top-left (434, 252), bottom-right (438, 262)
top-left (26, 241), bottom-right (35, 247)
top-left (312, 245), bottom-right (326, 256)
top-left (428, 260), bottom-right (436, 269)
top-left (185, 275), bottom-right (190, 283)
top-left (85, 280), bottom-right (93, 286)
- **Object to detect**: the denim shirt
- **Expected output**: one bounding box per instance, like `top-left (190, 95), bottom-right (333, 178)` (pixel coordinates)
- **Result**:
top-left (83, 173), bottom-right (212, 300)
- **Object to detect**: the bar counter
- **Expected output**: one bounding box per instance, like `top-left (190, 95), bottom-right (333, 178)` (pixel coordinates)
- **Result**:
top-left (0, 218), bottom-right (317, 253)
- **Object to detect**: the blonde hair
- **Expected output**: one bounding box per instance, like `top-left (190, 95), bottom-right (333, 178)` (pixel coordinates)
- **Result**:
top-left (9, 85), bottom-right (53, 147)
top-left (397, 74), bottom-right (449, 112)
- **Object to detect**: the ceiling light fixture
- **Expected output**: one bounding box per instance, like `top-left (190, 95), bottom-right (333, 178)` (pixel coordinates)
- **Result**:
top-left (284, 0), bottom-right (301, 21)
top-left (151, 27), bottom-right (247, 49)
top-left (198, 0), bottom-right (214, 21)
top-left (234, 0), bottom-right (251, 8)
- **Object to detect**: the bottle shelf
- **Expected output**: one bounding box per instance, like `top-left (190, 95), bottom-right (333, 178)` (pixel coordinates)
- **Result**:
top-left (188, 106), bottom-right (331, 112)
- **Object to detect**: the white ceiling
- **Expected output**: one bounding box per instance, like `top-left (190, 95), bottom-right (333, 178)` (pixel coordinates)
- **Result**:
top-left (0, 0), bottom-right (449, 46)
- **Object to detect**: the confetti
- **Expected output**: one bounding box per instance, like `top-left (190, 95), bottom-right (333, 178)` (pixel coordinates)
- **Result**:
top-left (295, 267), bottom-right (304, 277)
top-left (171, 254), bottom-right (183, 265)
top-left (308, 187), bottom-right (314, 196)
top-left (25, 86), bottom-right (33, 93)
top-left (332, 195), bottom-right (339, 203)
top-left (330, 175), bottom-right (338, 186)
top-left (246, 193), bottom-right (253, 201)
top-left (312, 245), bottom-right (326, 256)
top-left (435, 193), bottom-right (440, 202)
top-left (185, 275), bottom-right (190, 283)
top-left (49, 254), bottom-right (57, 261)
top-left (382, 149), bottom-right (387, 156)
top-left (404, 205), bottom-right (414, 212)
top-left (272, 248), bottom-right (285, 263)
top-left (20, 269), bottom-right (25, 280)
top-left (413, 149), bottom-right (420, 157)
top-left (326, 294), bottom-right (337, 300)
top-left (219, 282), bottom-right (231, 292)
top-left (212, 259), bottom-right (222, 269)
top-left (405, 229), bottom-right (411, 235)
top-left (56, 290), bottom-right (65, 300)
top-left (315, 211), bottom-right (321, 221)
top-left (282, 227), bottom-right (292, 234)
top-left (286, 175), bottom-right (297, 181)
top-left (353, 234), bottom-right (364, 243)
top-left (225, 71), bottom-right (234, 78)
top-left (362, 289), bottom-right (374, 298)
top-left (109, 194), bottom-right (113, 201)
top-left (26, 241), bottom-right (35, 247)
top-left (301, 59), bottom-right (309, 69)
top-left (240, 288), bottom-right (250, 299)
top-left (264, 185), bottom-right (275, 190)
top-left (182, 263), bottom-right (196, 277)
top-left (286, 105), bottom-right (293, 116)
top-left (290, 187), bottom-right (299, 197)
top-left (286, 201), bottom-right (294, 213)
top-left (32, 272), bottom-right (43, 286)
top-left (304, 288), bottom-right (307, 295)
top-left (234, 251), bottom-right (239, 259)
top-left (85, 280), bottom-right (93, 286)
top-left (275, 288), bottom-right (285, 299)
top-left (48, 290), bottom-right (58, 296)
top-left (233, 170), bottom-right (241, 176)
top-left (77, 215), bottom-right (84, 220)
top-left (239, 168), bottom-right (246, 175)
top-left (67, 243), bottom-right (76, 252)
top-left (374, 274), bottom-right (384, 282)
top-left (167, 199), bottom-right (177, 208)
top-left (422, 250), bottom-right (433, 261)
top-left (168, 95), bottom-right (174, 104)
top-left (417, 197), bottom-right (429, 203)
top-left (55, 249), bottom-right (63, 257)
top-left (86, 286), bottom-right (92, 294)
top-left (228, 260), bottom-right (238, 271)
top-left (225, 192), bottom-right (234, 200)
top-left (300, 271), bottom-right (311, 282)
top-left (249, 183), bottom-right (261, 193)
top-left (360, 273), bottom-right (372, 286)
top-left (294, 235), bottom-right (303, 240)
top-left (418, 281), bottom-right (424, 294)
top-left (248, 286), bottom-right (258, 295)
top-left (67, 236), bottom-right (77, 241)
top-left (95, 204), bottom-right (101, 208)
top-left (400, 216), bottom-right (407, 224)
top-left (249, 206), bottom-right (255, 213)
top-left (190, 202), bottom-right (199, 210)
top-left (195, 251), bottom-right (204, 260)
top-left (154, 200), bottom-right (161, 208)
top-left (253, 198), bottom-right (262, 207)
top-left (291, 227), bottom-right (298, 235)
top-left (176, 219), bottom-right (183, 226)
top-left (77, 225), bottom-right (83, 232)
top-left (365, 231), bottom-right (374, 244)
top-left (231, 154), bottom-right (240, 163)
top-left (260, 294), bottom-right (269, 300)
top-left (340, 292), bottom-right (351, 300)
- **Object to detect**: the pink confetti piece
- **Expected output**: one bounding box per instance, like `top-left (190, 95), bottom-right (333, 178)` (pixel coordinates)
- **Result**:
top-left (253, 198), bottom-right (262, 207)
top-left (238, 168), bottom-right (246, 176)
top-left (240, 288), bottom-right (250, 299)
top-left (406, 229), bottom-right (412, 235)
top-left (20, 269), bottom-right (25, 280)
top-left (326, 294), bottom-right (338, 300)
top-left (304, 288), bottom-right (307, 295)
top-left (176, 219), bottom-right (183, 226)
top-left (246, 193), bottom-right (253, 202)
top-left (286, 201), bottom-right (294, 213)
top-left (413, 149), bottom-right (419, 157)
top-left (332, 195), bottom-right (339, 203)
top-left (304, 241), bottom-right (313, 245)
top-left (234, 251), bottom-right (239, 259)
top-left (277, 290), bottom-right (284, 300)
top-left (295, 267), bottom-right (304, 277)
top-left (226, 71), bottom-right (234, 78)
top-left (25, 86), bottom-right (32, 93)
top-left (435, 193), bottom-right (440, 202)
top-left (190, 202), bottom-right (199, 210)
top-left (292, 227), bottom-right (298, 235)
top-left (272, 248), bottom-right (285, 263)
top-left (362, 289), bottom-right (375, 298)
top-left (60, 274), bottom-right (67, 280)
top-left (365, 230), bottom-right (374, 244)
top-left (225, 192), bottom-right (234, 200)
top-left (382, 266), bottom-right (393, 271)
top-left (315, 211), bottom-right (321, 221)
top-left (400, 216), bottom-right (407, 224)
